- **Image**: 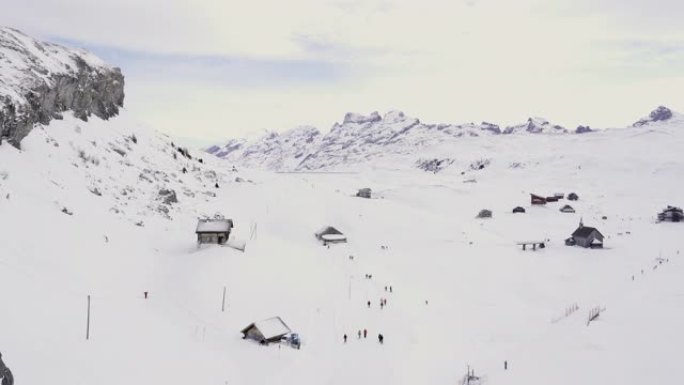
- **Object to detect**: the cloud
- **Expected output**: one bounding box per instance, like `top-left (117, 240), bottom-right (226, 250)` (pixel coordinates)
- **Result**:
top-left (52, 38), bottom-right (359, 88)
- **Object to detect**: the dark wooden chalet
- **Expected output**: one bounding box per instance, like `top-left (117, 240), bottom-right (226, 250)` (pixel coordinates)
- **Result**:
top-left (657, 206), bottom-right (684, 222)
top-left (477, 209), bottom-right (493, 218)
top-left (565, 222), bottom-right (603, 248)
top-left (356, 188), bottom-right (372, 199)
top-left (531, 194), bottom-right (546, 205)
top-left (560, 204), bottom-right (575, 213)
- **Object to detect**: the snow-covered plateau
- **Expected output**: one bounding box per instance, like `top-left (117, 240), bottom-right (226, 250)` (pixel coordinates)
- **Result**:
top-left (1, 28), bottom-right (684, 385)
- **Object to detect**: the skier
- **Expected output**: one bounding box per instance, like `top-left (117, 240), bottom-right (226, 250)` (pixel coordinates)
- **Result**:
top-left (358, 330), bottom-right (362, 339)
top-left (343, 334), bottom-right (347, 343)
top-left (389, 286), bottom-right (393, 293)
top-left (215, 182), bottom-right (219, 188)
top-left (385, 286), bottom-right (387, 292)
top-left (367, 300), bottom-right (371, 308)
top-left (363, 329), bottom-right (367, 338)
top-left (504, 360), bottom-right (508, 370)
top-left (378, 334), bottom-right (384, 344)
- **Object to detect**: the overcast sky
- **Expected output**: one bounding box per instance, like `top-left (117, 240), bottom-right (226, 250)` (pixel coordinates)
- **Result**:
top-left (4, 0), bottom-right (684, 143)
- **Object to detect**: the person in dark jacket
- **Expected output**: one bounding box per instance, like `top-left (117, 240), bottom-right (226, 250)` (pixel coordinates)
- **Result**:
top-left (343, 334), bottom-right (347, 343)
top-left (378, 334), bottom-right (384, 344)
top-left (0, 353), bottom-right (14, 385)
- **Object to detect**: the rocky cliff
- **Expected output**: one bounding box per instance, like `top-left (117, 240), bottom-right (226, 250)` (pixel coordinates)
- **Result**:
top-left (0, 27), bottom-right (124, 147)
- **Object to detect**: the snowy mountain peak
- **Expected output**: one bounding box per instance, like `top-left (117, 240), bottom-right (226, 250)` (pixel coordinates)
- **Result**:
top-left (0, 26), bottom-right (124, 147)
top-left (342, 111), bottom-right (382, 125)
top-left (632, 106), bottom-right (677, 127)
top-left (503, 117), bottom-right (567, 134)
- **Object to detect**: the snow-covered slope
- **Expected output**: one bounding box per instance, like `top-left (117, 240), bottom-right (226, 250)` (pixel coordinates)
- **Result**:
top-left (3, 108), bottom-right (684, 385)
top-left (0, 26), bottom-right (124, 146)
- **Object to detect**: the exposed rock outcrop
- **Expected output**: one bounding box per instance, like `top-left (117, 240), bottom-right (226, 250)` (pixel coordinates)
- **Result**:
top-left (0, 27), bottom-right (124, 147)
top-left (633, 106), bottom-right (673, 127)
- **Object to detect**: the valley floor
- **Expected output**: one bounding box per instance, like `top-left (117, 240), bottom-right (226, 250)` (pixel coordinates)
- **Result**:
top-left (1, 116), bottom-right (683, 385)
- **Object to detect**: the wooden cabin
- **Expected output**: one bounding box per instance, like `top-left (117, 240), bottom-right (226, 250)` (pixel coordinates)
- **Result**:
top-left (241, 317), bottom-right (292, 345)
top-left (560, 205), bottom-right (575, 213)
top-left (657, 206), bottom-right (684, 222)
top-left (565, 222), bottom-right (603, 248)
top-left (315, 226), bottom-right (347, 245)
top-left (531, 194), bottom-right (546, 205)
top-left (512, 206), bottom-right (526, 214)
top-left (356, 188), bottom-right (372, 199)
top-left (477, 209), bottom-right (493, 218)
top-left (196, 219), bottom-right (233, 245)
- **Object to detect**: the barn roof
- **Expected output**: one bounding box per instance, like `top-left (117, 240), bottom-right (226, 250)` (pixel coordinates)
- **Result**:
top-left (241, 316), bottom-right (291, 340)
top-left (316, 226), bottom-right (343, 237)
top-left (196, 219), bottom-right (233, 233)
top-left (572, 226), bottom-right (603, 239)
top-left (560, 205), bottom-right (575, 212)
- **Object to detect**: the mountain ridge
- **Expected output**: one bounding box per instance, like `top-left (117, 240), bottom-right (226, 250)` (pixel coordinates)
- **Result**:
top-left (0, 26), bottom-right (124, 147)
top-left (208, 106), bottom-right (679, 171)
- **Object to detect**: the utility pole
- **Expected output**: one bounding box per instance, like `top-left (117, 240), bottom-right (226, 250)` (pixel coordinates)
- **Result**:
top-left (86, 295), bottom-right (91, 340)
top-left (348, 276), bottom-right (352, 300)
top-left (222, 286), bottom-right (227, 312)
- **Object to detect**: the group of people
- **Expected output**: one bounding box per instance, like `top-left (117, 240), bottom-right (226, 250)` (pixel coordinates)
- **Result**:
top-left (367, 297), bottom-right (390, 309)
top-left (343, 330), bottom-right (384, 344)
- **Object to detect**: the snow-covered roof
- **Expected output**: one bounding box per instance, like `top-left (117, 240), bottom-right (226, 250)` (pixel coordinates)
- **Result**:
top-left (321, 234), bottom-right (347, 241)
top-left (250, 317), bottom-right (291, 340)
top-left (196, 219), bottom-right (233, 233)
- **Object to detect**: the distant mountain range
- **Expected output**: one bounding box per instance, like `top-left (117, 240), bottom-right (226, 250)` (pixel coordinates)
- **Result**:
top-left (207, 106), bottom-right (682, 171)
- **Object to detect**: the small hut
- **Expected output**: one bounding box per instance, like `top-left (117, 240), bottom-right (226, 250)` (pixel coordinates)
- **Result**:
top-left (657, 206), bottom-right (684, 222)
top-left (356, 188), bottom-right (372, 199)
top-left (565, 221), bottom-right (603, 248)
top-left (531, 194), bottom-right (546, 205)
top-left (196, 219), bottom-right (233, 245)
top-left (477, 209), bottom-right (492, 218)
top-left (241, 317), bottom-right (291, 344)
top-left (512, 206), bottom-right (526, 214)
top-left (315, 226), bottom-right (347, 245)
top-left (567, 192), bottom-right (579, 201)
top-left (560, 205), bottom-right (575, 213)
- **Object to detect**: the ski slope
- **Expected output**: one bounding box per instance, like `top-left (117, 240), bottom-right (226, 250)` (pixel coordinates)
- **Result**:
top-left (0, 112), bottom-right (683, 385)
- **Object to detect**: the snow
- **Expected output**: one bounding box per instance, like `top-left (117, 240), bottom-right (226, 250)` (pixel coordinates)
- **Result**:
top-left (251, 317), bottom-right (292, 340)
top-left (321, 234), bottom-right (347, 241)
top-left (1, 106), bottom-right (684, 385)
top-left (196, 219), bottom-right (232, 232)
